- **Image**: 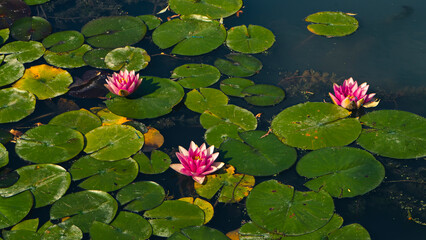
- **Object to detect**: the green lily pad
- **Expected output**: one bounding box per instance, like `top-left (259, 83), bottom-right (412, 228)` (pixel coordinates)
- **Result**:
top-left (328, 224), bottom-right (371, 240)
top-left (171, 63), bottom-right (220, 89)
top-left (84, 125), bottom-right (144, 161)
top-left (0, 28), bottom-right (10, 45)
top-left (214, 54), bottom-right (262, 77)
top-left (143, 200), bottom-right (205, 237)
top-left (194, 165), bottom-right (255, 203)
top-left (133, 150), bottom-right (171, 174)
top-left (70, 155), bottom-right (138, 192)
top-left (137, 15), bottom-right (161, 30)
top-left (43, 44), bottom-right (91, 68)
top-left (0, 164), bottom-right (71, 207)
top-left (169, 0), bottom-right (242, 19)
top-left (105, 76), bottom-right (185, 119)
top-left (11, 218), bottom-right (39, 231)
top-left (152, 18), bottom-right (226, 56)
top-left (15, 124), bottom-right (84, 164)
top-left (305, 11), bottom-right (359, 37)
top-left (226, 25), bottom-right (275, 53)
top-left (42, 30), bottom-right (84, 53)
top-left (23, 0), bottom-right (51, 5)
top-left (246, 180), bottom-right (335, 236)
top-left (50, 190), bottom-right (118, 233)
top-left (297, 147), bottom-right (385, 198)
top-left (200, 104), bottom-right (257, 130)
top-left (90, 211), bottom-right (152, 240)
top-left (243, 84), bottom-right (285, 106)
top-left (220, 77), bottom-right (255, 97)
top-left (0, 88), bottom-right (35, 123)
top-left (49, 109), bottom-right (102, 134)
top-left (1, 230), bottom-right (40, 240)
top-left (83, 48), bottom-right (110, 69)
top-left (13, 64), bottom-right (73, 100)
top-left (0, 41), bottom-right (45, 63)
top-left (81, 16), bottom-right (147, 48)
top-left (169, 226), bottom-right (229, 240)
top-left (204, 123), bottom-right (242, 147)
top-left (271, 102), bottom-right (361, 150)
top-left (184, 88), bottom-right (228, 113)
top-left (116, 181), bottom-right (165, 212)
top-left (0, 59), bottom-right (25, 87)
top-left (104, 46), bottom-right (150, 71)
top-left (356, 110), bottom-right (426, 159)
top-left (220, 130), bottom-right (297, 176)
top-left (41, 224), bottom-right (82, 240)
top-left (10, 16), bottom-right (51, 41)
top-left (0, 191), bottom-right (33, 229)
top-left (0, 143), bottom-right (8, 168)
top-left (238, 222), bottom-right (283, 240)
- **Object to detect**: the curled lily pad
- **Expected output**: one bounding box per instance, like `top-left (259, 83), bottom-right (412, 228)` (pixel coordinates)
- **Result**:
top-left (84, 125), bottom-right (144, 161)
top-left (305, 11), bottom-right (359, 37)
top-left (220, 130), bottom-right (297, 176)
top-left (169, 226), bottom-right (229, 240)
top-left (41, 224), bottom-right (82, 240)
top-left (200, 104), bottom-right (257, 131)
top-left (220, 77), bottom-right (255, 97)
top-left (44, 44), bottom-right (92, 68)
top-left (184, 88), bottom-right (228, 113)
top-left (82, 16), bottom-right (146, 48)
top-left (152, 18), bottom-right (226, 56)
top-left (49, 109), bottom-right (102, 134)
top-left (0, 190), bottom-right (33, 229)
top-left (0, 164), bottom-right (71, 207)
top-left (0, 88), bottom-right (35, 123)
top-left (105, 46), bottom-right (150, 71)
top-left (226, 25), bottom-right (275, 54)
top-left (10, 16), bottom-right (51, 41)
top-left (133, 150), bottom-right (171, 174)
top-left (271, 102), bottom-right (361, 150)
top-left (246, 180), bottom-right (335, 236)
top-left (0, 40), bottom-right (45, 63)
top-left (214, 54), bottom-right (262, 77)
top-left (242, 84), bottom-right (285, 106)
top-left (116, 181), bottom-right (165, 212)
top-left (297, 147), bottom-right (385, 198)
top-left (13, 64), bottom-right (73, 100)
top-left (0, 59), bottom-right (25, 87)
top-left (356, 110), bottom-right (426, 159)
top-left (0, 143), bottom-right (8, 168)
top-left (83, 48), bottom-right (110, 69)
top-left (50, 190), bottom-right (118, 233)
top-left (42, 30), bottom-right (84, 53)
top-left (137, 15), bottom-right (161, 30)
top-left (169, 0), bottom-right (242, 19)
top-left (171, 63), bottom-right (220, 89)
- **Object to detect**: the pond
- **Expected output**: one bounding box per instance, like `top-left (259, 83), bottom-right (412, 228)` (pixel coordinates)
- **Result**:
top-left (0, 0), bottom-right (425, 239)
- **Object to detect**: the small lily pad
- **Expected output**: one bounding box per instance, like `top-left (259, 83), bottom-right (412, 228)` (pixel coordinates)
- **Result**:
top-left (49, 109), bottom-right (102, 134)
top-left (83, 48), bottom-right (110, 69)
top-left (184, 88), bottom-right (228, 113)
top-left (43, 44), bottom-right (92, 68)
top-left (81, 16), bottom-right (147, 48)
top-left (214, 54), bottom-right (262, 77)
top-left (84, 125), bottom-right (144, 161)
top-left (23, 0), bottom-right (51, 5)
top-left (328, 224), bottom-right (371, 240)
top-left (200, 104), bottom-right (257, 131)
top-left (70, 156), bottom-right (139, 192)
top-left (152, 18), bottom-right (226, 56)
top-left (220, 78), bottom-right (255, 97)
top-left (171, 63), bottom-right (220, 89)
top-left (204, 123), bottom-right (242, 147)
top-left (169, 0), bottom-right (243, 19)
top-left (0, 59), bottom-right (25, 87)
top-left (41, 224), bottom-right (83, 240)
top-left (50, 190), bottom-right (118, 233)
top-left (42, 30), bottom-right (84, 52)
top-left (356, 110), bottom-right (426, 159)
top-left (0, 143), bottom-right (8, 168)
top-left (271, 102), bottom-right (361, 150)
top-left (13, 64), bottom-right (73, 100)
top-left (0, 40), bottom-right (45, 63)
top-left (142, 127), bottom-right (164, 151)
top-left (137, 15), bottom-right (161, 30)
top-left (0, 191), bottom-right (33, 229)
top-left (242, 84), bottom-right (285, 106)
top-left (116, 181), bottom-right (165, 212)
top-left (169, 226), bottom-right (229, 240)
top-left (133, 150), bottom-right (171, 174)
top-left (10, 16), bottom-right (51, 41)
top-left (297, 147), bottom-right (385, 198)
top-left (0, 164), bottom-right (71, 207)
top-left (220, 130), bottom-right (297, 176)
top-left (15, 124), bottom-right (84, 164)
top-left (104, 46), bottom-right (150, 71)
top-left (226, 25), bottom-right (275, 53)
top-left (305, 11), bottom-right (359, 37)
top-left (0, 88), bottom-right (35, 123)
top-left (0, 28), bottom-right (10, 45)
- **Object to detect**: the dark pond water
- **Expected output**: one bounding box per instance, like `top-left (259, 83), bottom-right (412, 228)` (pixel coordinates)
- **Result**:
top-left (2, 0), bottom-right (425, 239)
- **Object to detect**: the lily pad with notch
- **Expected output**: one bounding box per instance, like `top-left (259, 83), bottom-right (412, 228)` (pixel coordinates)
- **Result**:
top-left (104, 46), bottom-right (150, 71)
top-left (305, 11), bottom-right (359, 37)
top-left (83, 48), bottom-right (110, 69)
top-left (10, 16), bottom-right (51, 41)
top-left (81, 16), bottom-right (147, 48)
top-left (0, 88), bottom-right (35, 123)
top-left (226, 25), bottom-right (275, 54)
top-left (42, 30), bottom-right (84, 53)
top-left (204, 123), bottom-right (242, 147)
top-left (0, 40), bottom-right (45, 63)
top-left (137, 15), bottom-right (161, 30)
top-left (116, 181), bottom-right (165, 212)
top-left (242, 84), bottom-right (285, 106)
top-left (171, 63), bottom-right (221, 89)
top-left (133, 150), bottom-right (171, 174)
top-left (44, 44), bottom-right (92, 68)
top-left (214, 54), bottom-right (262, 77)
top-left (220, 77), bottom-right (255, 97)
top-left (0, 59), bottom-right (25, 87)
top-left (169, 0), bottom-right (243, 19)
top-left (184, 88), bottom-right (228, 113)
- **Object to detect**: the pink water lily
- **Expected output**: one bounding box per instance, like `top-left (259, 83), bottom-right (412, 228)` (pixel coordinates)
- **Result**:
top-left (105, 69), bottom-right (142, 97)
top-left (170, 141), bottom-right (224, 184)
top-left (329, 77), bottom-right (380, 110)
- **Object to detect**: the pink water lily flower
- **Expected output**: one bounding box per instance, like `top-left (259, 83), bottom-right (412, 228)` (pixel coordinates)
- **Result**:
top-left (105, 69), bottom-right (142, 97)
top-left (329, 77), bottom-right (380, 110)
top-left (170, 141), bottom-right (224, 184)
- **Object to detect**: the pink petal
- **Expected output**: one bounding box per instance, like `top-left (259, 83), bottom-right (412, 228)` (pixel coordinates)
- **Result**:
top-left (203, 162), bottom-right (225, 175)
top-left (178, 146), bottom-right (189, 156)
top-left (329, 92), bottom-right (341, 105)
top-left (364, 93), bottom-right (376, 103)
top-left (170, 164), bottom-right (192, 176)
top-left (192, 176), bottom-right (205, 184)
